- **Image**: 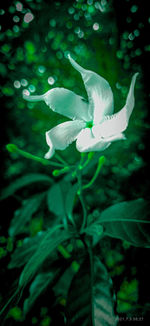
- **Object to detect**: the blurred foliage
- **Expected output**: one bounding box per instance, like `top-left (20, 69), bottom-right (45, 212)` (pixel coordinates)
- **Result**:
top-left (0, 0), bottom-right (150, 325)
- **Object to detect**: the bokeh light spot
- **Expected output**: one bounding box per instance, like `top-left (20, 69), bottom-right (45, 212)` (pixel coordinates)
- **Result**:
top-left (24, 12), bottom-right (34, 23)
top-left (13, 16), bottom-right (20, 23)
top-left (9, 6), bottom-right (15, 14)
top-left (28, 85), bottom-right (36, 93)
top-left (0, 9), bottom-right (5, 15)
top-left (48, 77), bottom-right (55, 85)
top-left (130, 5), bottom-right (138, 13)
top-left (21, 79), bottom-right (28, 87)
top-left (13, 25), bottom-right (20, 33)
top-left (134, 29), bottom-right (140, 37)
top-left (135, 48), bottom-right (142, 56)
top-left (49, 19), bottom-right (56, 27)
top-left (93, 22), bottom-right (99, 31)
top-left (116, 50), bottom-right (123, 59)
top-left (14, 80), bottom-right (21, 88)
top-left (68, 7), bottom-right (75, 15)
top-left (68, 33), bottom-right (74, 42)
top-left (74, 14), bottom-right (80, 21)
top-left (22, 89), bottom-right (30, 96)
top-left (16, 2), bottom-right (23, 12)
top-left (56, 51), bottom-right (63, 59)
top-left (38, 65), bottom-right (46, 74)
top-left (128, 33), bottom-right (134, 41)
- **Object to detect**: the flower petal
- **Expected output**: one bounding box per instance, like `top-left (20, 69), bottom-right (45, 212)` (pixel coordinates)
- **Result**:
top-left (45, 120), bottom-right (86, 159)
top-left (105, 133), bottom-right (126, 142)
top-left (76, 128), bottom-right (111, 153)
top-left (98, 73), bottom-right (139, 138)
top-left (23, 88), bottom-right (90, 122)
top-left (68, 55), bottom-right (114, 123)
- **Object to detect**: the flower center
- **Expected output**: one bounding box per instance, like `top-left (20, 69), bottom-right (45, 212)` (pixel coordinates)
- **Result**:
top-left (86, 120), bottom-right (93, 129)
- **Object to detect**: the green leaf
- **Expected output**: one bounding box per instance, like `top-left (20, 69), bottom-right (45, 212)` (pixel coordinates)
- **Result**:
top-left (8, 233), bottom-right (44, 269)
top-left (47, 183), bottom-right (65, 216)
top-left (23, 272), bottom-right (53, 315)
top-left (54, 261), bottom-right (79, 300)
top-left (1, 174), bottom-right (52, 200)
top-left (47, 181), bottom-right (71, 217)
top-left (9, 193), bottom-right (45, 237)
top-left (66, 256), bottom-right (117, 326)
top-left (99, 199), bottom-right (150, 247)
top-left (19, 227), bottom-right (72, 288)
top-left (85, 224), bottom-right (104, 247)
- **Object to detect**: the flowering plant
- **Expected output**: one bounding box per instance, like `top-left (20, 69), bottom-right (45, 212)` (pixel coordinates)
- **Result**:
top-left (1, 57), bottom-right (150, 326)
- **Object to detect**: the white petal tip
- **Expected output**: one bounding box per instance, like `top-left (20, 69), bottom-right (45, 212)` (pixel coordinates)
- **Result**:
top-left (67, 53), bottom-right (71, 60)
top-left (133, 72), bottom-right (139, 80)
top-left (131, 72), bottom-right (139, 84)
top-left (68, 55), bottom-right (86, 75)
top-left (67, 54), bottom-right (74, 64)
top-left (44, 148), bottom-right (55, 159)
top-left (119, 133), bottom-right (127, 140)
top-left (44, 153), bottom-right (50, 159)
top-left (67, 53), bottom-right (74, 64)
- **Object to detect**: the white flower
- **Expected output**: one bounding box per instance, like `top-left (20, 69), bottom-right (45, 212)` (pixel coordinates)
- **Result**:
top-left (23, 55), bottom-right (138, 159)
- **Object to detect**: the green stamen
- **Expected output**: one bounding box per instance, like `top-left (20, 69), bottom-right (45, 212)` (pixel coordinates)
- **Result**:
top-left (86, 121), bottom-right (93, 128)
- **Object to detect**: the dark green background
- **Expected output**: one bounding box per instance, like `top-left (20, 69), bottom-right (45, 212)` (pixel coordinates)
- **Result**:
top-left (0, 0), bottom-right (150, 324)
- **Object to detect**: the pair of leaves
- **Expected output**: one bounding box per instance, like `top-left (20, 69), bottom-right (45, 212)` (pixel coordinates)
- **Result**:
top-left (9, 193), bottom-right (45, 237)
top-left (1, 173), bottom-right (52, 200)
top-left (22, 250), bottom-right (118, 326)
top-left (90, 198), bottom-right (150, 247)
top-left (19, 227), bottom-right (72, 289)
top-left (7, 230), bottom-right (66, 316)
top-left (66, 256), bottom-right (118, 326)
top-left (23, 258), bottom-right (79, 316)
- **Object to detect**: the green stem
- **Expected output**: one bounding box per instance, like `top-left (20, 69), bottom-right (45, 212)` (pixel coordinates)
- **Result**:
top-left (16, 149), bottom-right (60, 167)
top-left (77, 172), bottom-right (87, 232)
top-left (55, 153), bottom-right (68, 166)
top-left (88, 244), bottom-right (94, 325)
top-left (82, 156), bottom-right (105, 190)
top-left (80, 152), bottom-right (94, 170)
top-left (78, 153), bottom-right (87, 170)
top-left (52, 166), bottom-right (70, 176)
top-left (81, 238), bottom-right (94, 323)
top-left (79, 194), bottom-right (87, 231)
top-left (6, 144), bottom-right (63, 167)
top-left (57, 244), bottom-right (71, 259)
